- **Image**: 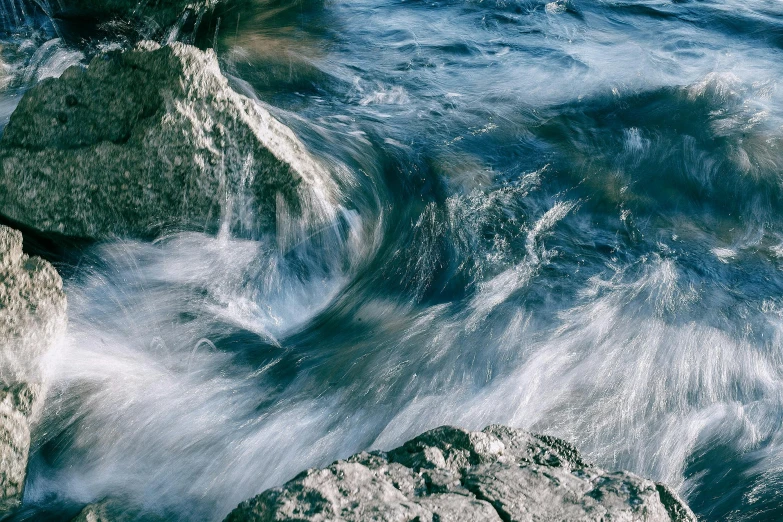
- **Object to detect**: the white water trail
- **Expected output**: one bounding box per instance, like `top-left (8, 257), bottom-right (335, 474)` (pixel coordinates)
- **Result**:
top-left (30, 222), bottom-right (368, 518)
top-left (372, 253), bottom-right (783, 497)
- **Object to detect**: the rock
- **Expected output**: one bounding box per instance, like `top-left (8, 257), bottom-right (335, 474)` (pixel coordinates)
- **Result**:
top-left (0, 47), bottom-right (8, 91)
top-left (0, 42), bottom-right (336, 239)
top-left (70, 498), bottom-right (167, 522)
top-left (0, 225), bottom-right (66, 513)
top-left (223, 425), bottom-right (696, 522)
top-left (54, 0), bottom-right (218, 29)
top-left (71, 501), bottom-right (121, 522)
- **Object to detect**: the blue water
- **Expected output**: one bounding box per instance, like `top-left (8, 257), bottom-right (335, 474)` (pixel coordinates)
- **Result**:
top-left (3, 0), bottom-right (783, 520)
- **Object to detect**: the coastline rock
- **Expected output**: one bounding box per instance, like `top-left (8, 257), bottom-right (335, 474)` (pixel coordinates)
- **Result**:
top-left (71, 501), bottom-right (122, 522)
top-left (0, 42), bottom-right (335, 239)
top-left (70, 498), bottom-right (168, 522)
top-left (0, 225), bottom-right (66, 513)
top-left (223, 425), bottom-right (696, 522)
top-left (54, 1), bottom-right (219, 29)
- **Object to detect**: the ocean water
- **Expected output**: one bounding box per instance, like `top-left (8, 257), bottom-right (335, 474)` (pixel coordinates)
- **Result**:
top-left (2, 0), bottom-right (783, 520)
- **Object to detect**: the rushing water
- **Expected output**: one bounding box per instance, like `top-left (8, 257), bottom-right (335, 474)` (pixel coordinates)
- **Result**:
top-left (3, 0), bottom-right (783, 520)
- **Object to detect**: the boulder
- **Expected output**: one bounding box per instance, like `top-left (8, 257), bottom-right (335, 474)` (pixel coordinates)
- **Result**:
top-left (69, 499), bottom-right (168, 522)
top-left (223, 425), bottom-right (696, 522)
top-left (54, 0), bottom-right (218, 29)
top-left (0, 225), bottom-right (66, 513)
top-left (71, 501), bottom-right (120, 522)
top-left (0, 42), bottom-right (336, 239)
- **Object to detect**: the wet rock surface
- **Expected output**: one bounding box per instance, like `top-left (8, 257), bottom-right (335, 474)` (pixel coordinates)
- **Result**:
top-left (69, 499), bottom-right (168, 522)
top-left (0, 42), bottom-right (335, 239)
top-left (70, 501), bottom-right (122, 522)
top-left (0, 225), bottom-right (66, 513)
top-left (54, 0), bottom-right (218, 29)
top-left (223, 425), bottom-right (696, 522)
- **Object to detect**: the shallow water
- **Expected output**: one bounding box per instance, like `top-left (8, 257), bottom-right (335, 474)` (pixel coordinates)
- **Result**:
top-left (3, 0), bottom-right (783, 520)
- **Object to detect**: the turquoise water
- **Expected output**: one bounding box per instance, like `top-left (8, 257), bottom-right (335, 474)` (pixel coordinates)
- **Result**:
top-left (3, 1), bottom-right (783, 520)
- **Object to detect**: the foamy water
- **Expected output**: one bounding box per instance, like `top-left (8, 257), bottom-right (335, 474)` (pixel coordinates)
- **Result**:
top-left (2, 1), bottom-right (783, 520)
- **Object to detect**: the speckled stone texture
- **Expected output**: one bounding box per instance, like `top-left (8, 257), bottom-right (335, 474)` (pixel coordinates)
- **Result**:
top-left (0, 42), bottom-right (336, 239)
top-left (223, 425), bottom-right (697, 522)
top-left (0, 225), bottom-right (66, 513)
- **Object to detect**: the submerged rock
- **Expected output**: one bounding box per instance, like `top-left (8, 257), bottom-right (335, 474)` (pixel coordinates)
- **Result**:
top-left (0, 42), bottom-right (335, 239)
top-left (223, 425), bottom-right (696, 522)
top-left (0, 225), bottom-right (66, 513)
top-left (70, 499), bottom-right (167, 522)
top-left (71, 501), bottom-right (122, 522)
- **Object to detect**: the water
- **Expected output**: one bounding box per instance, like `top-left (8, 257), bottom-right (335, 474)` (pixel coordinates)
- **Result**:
top-left (2, 0), bottom-right (783, 520)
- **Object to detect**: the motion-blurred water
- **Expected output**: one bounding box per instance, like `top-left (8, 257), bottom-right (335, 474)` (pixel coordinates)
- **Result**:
top-left (3, 0), bottom-right (783, 520)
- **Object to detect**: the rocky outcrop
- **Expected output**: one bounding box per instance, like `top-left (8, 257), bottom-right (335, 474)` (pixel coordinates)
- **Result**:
top-left (71, 501), bottom-right (120, 522)
top-left (0, 225), bottom-right (66, 513)
top-left (0, 42), bottom-right (336, 239)
top-left (54, 0), bottom-right (219, 29)
top-left (69, 499), bottom-right (167, 522)
top-left (223, 425), bottom-right (696, 522)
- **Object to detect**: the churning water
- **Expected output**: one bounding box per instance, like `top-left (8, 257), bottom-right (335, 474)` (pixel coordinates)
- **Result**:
top-left (3, 0), bottom-right (783, 520)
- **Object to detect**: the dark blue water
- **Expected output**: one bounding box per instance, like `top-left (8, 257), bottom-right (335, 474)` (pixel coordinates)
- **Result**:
top-left (3, 0), bottom-right (783, 520)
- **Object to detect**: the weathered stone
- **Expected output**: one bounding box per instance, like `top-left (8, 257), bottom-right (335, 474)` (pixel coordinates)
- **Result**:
top-left (70, 498), bottom-right (168, 522)
top-left (223, 425), bottom-right (696, 522)
top-left (71, 500), bottom-right (120, 522)
top-left (0, 225), bottom-right (66, 513)
top-left (0, 42), bottom-right (336, 239)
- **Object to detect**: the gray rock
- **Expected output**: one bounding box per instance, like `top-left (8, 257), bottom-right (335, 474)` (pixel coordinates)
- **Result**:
top-left (70, 498), bottom-right (168, 522)
top-left (223, 425), bottom-right (696, 522)
top-left (71, 501), bottom-right (120, 522)
top-left (0, 225), bottom-right (66, 513)
top-left (0, 42), bottom-right (336, 239)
